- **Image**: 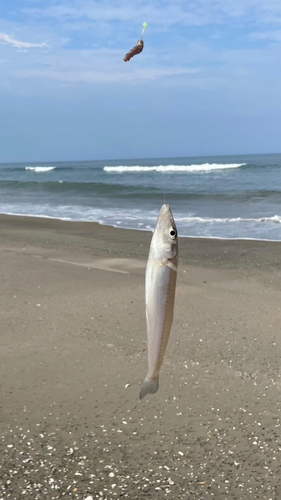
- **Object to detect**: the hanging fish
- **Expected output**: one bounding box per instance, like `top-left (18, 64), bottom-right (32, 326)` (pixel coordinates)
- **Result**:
top-left (123, 22), bottom-right (147, 62)
top-left (139, 204), bottom-right (178, 400)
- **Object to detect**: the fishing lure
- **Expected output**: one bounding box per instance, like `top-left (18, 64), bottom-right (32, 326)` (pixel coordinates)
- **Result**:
top-left (123, 22), bottom-right (147, 62)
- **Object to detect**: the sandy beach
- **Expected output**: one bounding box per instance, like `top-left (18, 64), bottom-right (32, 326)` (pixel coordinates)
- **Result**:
top-left (1, 214), bottom-right (281, 500)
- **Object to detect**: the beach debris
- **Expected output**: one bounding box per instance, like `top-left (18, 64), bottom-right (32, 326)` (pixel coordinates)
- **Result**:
top-left (142, 483), bottom-right (150, 492)
top-left (123, 22), bottom-right (147, 62)
top-left (1, 406), bottom-right (280, 499)
top-left (139, 204), bottom-right (178, 400)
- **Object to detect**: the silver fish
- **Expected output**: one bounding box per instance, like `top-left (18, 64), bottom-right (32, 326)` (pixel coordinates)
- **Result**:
top-left (139, 204), bottom-right (178, 400)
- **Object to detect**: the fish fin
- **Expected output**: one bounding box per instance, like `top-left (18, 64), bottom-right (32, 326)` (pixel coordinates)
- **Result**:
top-left (139, 377), bottom-right (159, 400)
top-left (166, 261), bottom-right (178, 273)
top-left (161, 258), bottom-right (178, 273)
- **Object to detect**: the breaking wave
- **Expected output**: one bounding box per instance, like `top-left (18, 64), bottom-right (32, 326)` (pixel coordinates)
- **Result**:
top-left (25, 166), bottom-right (56, 172)
top-left (103, 163), bottom-right (246, 173)
top-left (177, 215), bottom-right (281, 224)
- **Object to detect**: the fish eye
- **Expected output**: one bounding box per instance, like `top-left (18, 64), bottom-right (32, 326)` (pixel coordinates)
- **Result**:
top-left (170, 228), bottom-right (177, 238)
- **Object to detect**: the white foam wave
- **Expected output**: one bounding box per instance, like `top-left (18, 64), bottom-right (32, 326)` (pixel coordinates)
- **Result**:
top-left (177, 215), bottom-right (281, 224)
top-left (25, 166), bottom-right (56, 172)
top-left (103, 163), bottom-right (246, 173)
top-left (0, 202), bottom-right (281, 240)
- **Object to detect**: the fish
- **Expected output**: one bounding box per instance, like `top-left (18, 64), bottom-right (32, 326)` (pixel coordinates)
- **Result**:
top-left (123, 40), bottom-right (144, 62)
top-left (139, 204), bottom-right (178, 400)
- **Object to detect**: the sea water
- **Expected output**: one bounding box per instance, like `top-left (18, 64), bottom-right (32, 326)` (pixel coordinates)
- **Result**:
top-left (1, 153), bottom-right (281, 240)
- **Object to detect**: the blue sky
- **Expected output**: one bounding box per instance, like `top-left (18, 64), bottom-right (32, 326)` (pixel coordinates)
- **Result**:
top-left (0, 0), bottom-right (281, 162)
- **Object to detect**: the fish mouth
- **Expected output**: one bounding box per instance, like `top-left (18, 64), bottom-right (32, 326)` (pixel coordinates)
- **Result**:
top-left (159, 204), bottom-right (176, 224)
top-left (159, 204), bottom-right (171, 218)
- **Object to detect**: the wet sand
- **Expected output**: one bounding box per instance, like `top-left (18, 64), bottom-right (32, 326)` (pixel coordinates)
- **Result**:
top-left (0, 214), bottom-right (281, 500)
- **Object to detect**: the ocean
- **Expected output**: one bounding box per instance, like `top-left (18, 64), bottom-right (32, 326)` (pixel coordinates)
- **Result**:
top-left (0, 153), bottom-right (281, 240)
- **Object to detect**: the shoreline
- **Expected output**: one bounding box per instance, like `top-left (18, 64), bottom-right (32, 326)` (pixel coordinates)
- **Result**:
top-left (1, 211), bottom-right (281, 244)
top-left (1, 212), bottom-right (281, 275)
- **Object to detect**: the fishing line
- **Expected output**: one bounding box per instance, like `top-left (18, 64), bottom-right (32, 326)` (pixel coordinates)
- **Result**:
top-left (163, 164), bottom-right (167, 205)
top-left (141, 22), bottom-right (147, 39)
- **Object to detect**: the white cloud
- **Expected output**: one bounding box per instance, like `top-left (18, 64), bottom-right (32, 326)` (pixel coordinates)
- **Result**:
top-left (250, 30), bottom-right (281, 41)
top-left (21, 0), bottom-right (281, 27)
top-left (21, 1), bottom-right (220, 27)
top-left (0, 32), bottom-right (48, 49)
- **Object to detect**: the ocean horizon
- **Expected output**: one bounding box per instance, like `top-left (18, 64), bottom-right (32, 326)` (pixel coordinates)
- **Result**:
top-left (1, 152), bottom-right (281, 241)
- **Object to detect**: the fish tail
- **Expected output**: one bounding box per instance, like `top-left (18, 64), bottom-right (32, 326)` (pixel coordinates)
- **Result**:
top-left (139, 377), bottom-right (159, 400)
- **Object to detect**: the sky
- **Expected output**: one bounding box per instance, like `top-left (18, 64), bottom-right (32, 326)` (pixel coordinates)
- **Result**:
top-left (0, 0), bottom-right (281, 162)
